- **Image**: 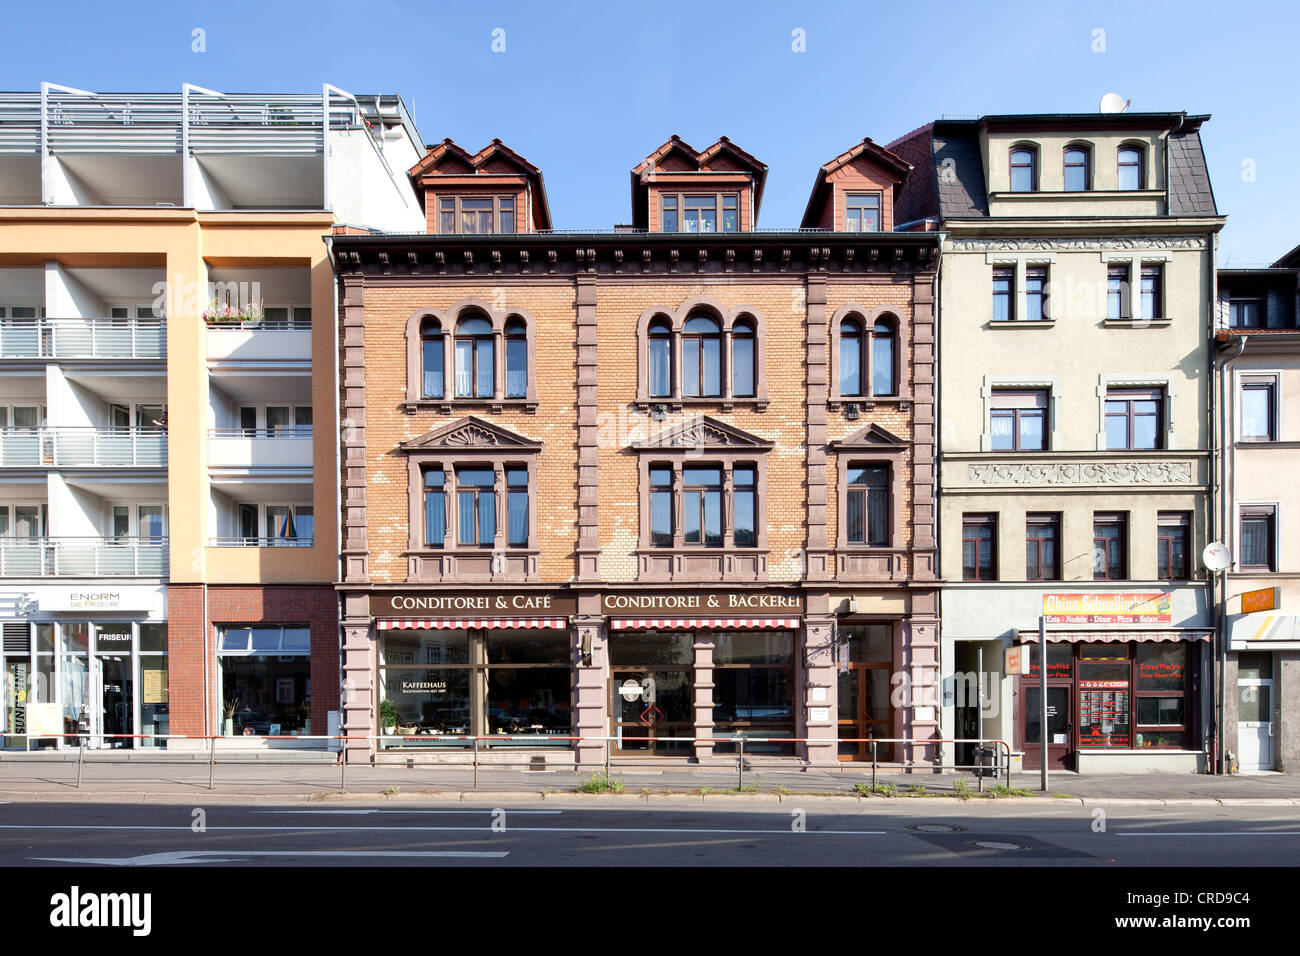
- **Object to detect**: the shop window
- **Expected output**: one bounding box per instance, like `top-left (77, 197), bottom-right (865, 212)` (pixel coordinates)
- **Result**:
top-left (962, 513), bottom-right (997, 581)
top-left (1135, 643), bottom-right (1188, 749)
top-left (1157, 512), bottom-right (1191, 580)
top-left (217, 625), bottom-right (312, 735)
top-left (712, 631), bottom-right (795, 755)
top-left (378, 628), bottom-right (570, 745)
top-left (1077, 643), bottom-right (1132, 749)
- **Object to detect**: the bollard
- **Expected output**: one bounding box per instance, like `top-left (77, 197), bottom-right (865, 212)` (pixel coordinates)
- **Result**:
top-left (871, 739), bottom-right (877, 792)
top-left (472, 737), bottom-right (478, 790)
top-left (738, 737), bottom-right (745, 790)
top-left (340, 735), bottom-right (346, 791)
top-left (208, 733), bottom-right (217, 791)
top-left (76, 734), bottom-right (85, 789)
top-left (605, 737), bottom-right (610, 775)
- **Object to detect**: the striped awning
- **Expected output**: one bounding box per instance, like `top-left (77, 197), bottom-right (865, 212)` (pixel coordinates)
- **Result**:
top-left (378, 617), bottom-right (567, 631)
top-left (1018, 629), bottom-right (1211, 643)
top-left (611, 617), bottom-right (800, 631)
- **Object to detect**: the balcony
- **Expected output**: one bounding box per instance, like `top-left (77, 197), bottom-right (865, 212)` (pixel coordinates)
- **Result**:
top-left (207, 427), bottom-right (311, 469)
top-left (0, 537), bottom-right (168, 576)
top-left (0, 317), bottom-right (165, 360)
top-left (0, 428), bottom-right (166, 467)
top-left (209, 536), bottom-right (314, 548)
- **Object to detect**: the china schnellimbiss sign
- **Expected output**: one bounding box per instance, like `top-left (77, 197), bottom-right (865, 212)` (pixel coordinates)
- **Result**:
top-left (1042, 592), bottom-right (1172, 625)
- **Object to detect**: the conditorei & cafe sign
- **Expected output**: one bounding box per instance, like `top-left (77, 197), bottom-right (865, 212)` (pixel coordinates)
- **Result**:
top-left (1042, 592), bottom-right (1171, 625)
top-left (377, 592), bottom-right (577, 617)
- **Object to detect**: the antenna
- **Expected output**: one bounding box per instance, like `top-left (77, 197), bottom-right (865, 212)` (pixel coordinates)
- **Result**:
top-left (1099, 93), bottom-right (1130, 114)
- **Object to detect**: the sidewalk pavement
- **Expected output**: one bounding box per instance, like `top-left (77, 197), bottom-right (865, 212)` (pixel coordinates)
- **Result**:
top-left (0, 754), bottom-right (1295, 805)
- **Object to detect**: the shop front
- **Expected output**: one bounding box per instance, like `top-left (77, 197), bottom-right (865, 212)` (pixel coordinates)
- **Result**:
top-left (1227, 613), bottom-right (1299, 772)
top-left (0, 585), bottom-right (167, 750)
top-left (601, 589), bottom-right (802, 760)
top-left (1017, 592), bottom-right (1210, 773)
top-left (371, 590), bottom-right (576, 750)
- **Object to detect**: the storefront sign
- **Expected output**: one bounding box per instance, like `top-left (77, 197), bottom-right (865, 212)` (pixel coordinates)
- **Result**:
top-left (378, 592), bottom-right (577, 617)
top-left (1043, 593), bottom-right (1171, 625)
top-left (1241, 587), bottom-right (1281, 614)
top-left (1078, 679), bottom-right (1131, 747)
top-left (399, 680), bottom-right (448, 695)
top-left (619, 679), bottom-right (642, 702)
top-left (1005, 645), bottom-right (1028, 675)
top-left (27, 702), bottom-right (61, 737)
top-left (40, 589), bottom-right (158, 612)
top-left (602, 592), bottom-right (803, 613)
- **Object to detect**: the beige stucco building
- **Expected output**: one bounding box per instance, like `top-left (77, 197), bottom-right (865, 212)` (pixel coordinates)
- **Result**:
top-left (891, 112), bottom-right (1225, 772)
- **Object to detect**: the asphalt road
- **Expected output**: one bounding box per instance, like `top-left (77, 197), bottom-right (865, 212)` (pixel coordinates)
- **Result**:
top-left (3, 800), bottom-right (1298, 867)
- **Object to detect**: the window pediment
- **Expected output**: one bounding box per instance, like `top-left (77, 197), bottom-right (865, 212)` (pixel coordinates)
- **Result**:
top-left (631, 415), bottom-right (773, 453)
top-left (400, 416), bottom-right (543, 453)
top-left (828, 423), bottom-right (908, 452)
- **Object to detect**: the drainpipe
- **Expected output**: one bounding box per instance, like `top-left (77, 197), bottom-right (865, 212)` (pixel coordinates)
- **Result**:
top-left (1217, 329), bottom-right (1246, 774)
top-left (326, 234), bottom-right (344, 735)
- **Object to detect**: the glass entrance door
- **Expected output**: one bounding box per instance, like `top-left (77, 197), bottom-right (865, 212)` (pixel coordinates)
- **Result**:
top-left (1237, 653), bottom-right (1274, 771)
top-left (1024, 685), bottom-right (1072, 770)
top-left (611, 670), bottom-right (693, 754)
top-left (837, 665), bottom-right (893, 761)
top-left (89, 654), bottom-right (134, 749)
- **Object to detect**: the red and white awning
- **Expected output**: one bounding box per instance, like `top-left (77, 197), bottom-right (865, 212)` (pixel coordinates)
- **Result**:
top-left (611, 617), bottom-right (800, 631)
top-left (1017, 629), bottom-right (1211, 643)
top-left (378, 618), bottom-right (567, 631)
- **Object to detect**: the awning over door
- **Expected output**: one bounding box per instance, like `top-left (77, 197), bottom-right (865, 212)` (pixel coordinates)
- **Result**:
top-left (610, 617), bottom-right (800, 631)
top-left (1229, 613), bottom-right (1300, 652)
top-left (377, 617), bottom-right (567, 631)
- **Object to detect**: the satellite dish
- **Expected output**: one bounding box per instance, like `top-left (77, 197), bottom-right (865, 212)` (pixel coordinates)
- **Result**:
top-left (1202, 541), bottom-right (1232, 572)
top-left (1099, 93), bottom-right (1128, 114)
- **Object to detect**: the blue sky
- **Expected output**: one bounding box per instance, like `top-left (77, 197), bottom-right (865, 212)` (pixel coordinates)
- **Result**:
top-left (2, 0), bottom-right (1295, 263)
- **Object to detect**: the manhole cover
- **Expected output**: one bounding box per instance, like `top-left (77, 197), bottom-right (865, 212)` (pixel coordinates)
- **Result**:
top-left (907, 823), bottom-right (967, 833)
top-left (966, 840), bottom-right (1029, 851)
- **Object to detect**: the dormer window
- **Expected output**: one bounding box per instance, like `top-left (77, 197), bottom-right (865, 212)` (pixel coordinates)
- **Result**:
top-left (436, 196), bottom-right (516, 234)
top-left (1118, 146), bottom-right (1145, 190)
top-left (1010, 146), bottom-right (1037, 192)
top-left (659, 193), bottom-right (739, 233)
top-left (845, 193), bottom-right (881, 231)
top-left (1064, 145), bottom-right (1091, 191)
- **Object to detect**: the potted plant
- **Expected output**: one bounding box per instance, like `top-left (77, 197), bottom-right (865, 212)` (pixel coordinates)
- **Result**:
top-left (202, 299), bottom-right (263, 326)
top-left (380, 699), bottom-right (397, 735)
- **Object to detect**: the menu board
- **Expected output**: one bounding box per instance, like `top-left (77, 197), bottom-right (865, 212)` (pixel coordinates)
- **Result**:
top-left (1078, 679), bottom-right (1130, 747)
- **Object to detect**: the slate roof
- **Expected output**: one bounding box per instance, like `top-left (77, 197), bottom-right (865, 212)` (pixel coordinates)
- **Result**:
top-left (1167, 130), bottom-right (1218, 217)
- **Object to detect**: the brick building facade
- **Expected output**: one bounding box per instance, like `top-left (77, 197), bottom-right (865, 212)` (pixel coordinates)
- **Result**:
top-left (333, 136), bottom-right (939, 766)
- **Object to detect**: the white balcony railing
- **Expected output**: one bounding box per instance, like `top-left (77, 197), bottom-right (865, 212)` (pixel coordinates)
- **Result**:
top-left (0, 537), bottom-right (168, 576)
top-left (0, 318), bottom-right (166, 359)
top-left (207, 428), bottom-right (312, 469)
top-left (205, 324), bottom-right (310, 362)
top-left (0, 428), bottom-right (167, 467)
top-left (209, 537), bottom-right (314, 548)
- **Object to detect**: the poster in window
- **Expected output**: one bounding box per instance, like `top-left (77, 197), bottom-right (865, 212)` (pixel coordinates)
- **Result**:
top-left (1078, 679), bottom-right (1130, 747)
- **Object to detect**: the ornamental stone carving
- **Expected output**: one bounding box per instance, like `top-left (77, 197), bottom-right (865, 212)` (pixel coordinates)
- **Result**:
top-left (444, 425), bottom-right (501, 446)
top-left (967, 461), bottom-right (1194, 486)
top-left (950, 237), bottom-right (1207, 252)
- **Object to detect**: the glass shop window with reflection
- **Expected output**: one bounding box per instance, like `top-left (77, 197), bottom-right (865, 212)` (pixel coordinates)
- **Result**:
top-left (712, 631), bottom-right (795, 754)
top-left (217, 626), bottom-right (312, 735)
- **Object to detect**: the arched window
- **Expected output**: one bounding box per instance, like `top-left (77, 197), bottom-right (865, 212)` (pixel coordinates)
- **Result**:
top-left (648, 319), bottom-right (672, 398)
top-left (840, 318), bottom-right (864, 396)
top-left (420, 318), bottom-right (444, 398)
top-left (1118, 145), bottom-right (1145, 190)
top-left (1064, 145), bottom-right (1090, 191)
top-left (1010, 146), bottom-right (1037, 192)
top-left (872, 319), bottom-right (896, 397)
top-left (455, 315), bottom-right (493, 398)
top-left (682, 314), bottom-right (721, 397)
top-left (504, 318), bottom-right (527, 398)
top-left (732, 319), bottom-right (755, 397)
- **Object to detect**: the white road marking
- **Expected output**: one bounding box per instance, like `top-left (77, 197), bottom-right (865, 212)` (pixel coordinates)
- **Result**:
top-left (34, 849), bottom-right (508, 866)
top-left (1117, 831), bottom-right (1300, 836)
top-left (255, 809), bottom-right (563, 815)
top-left (0, 823), bottom-right (885, 835)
